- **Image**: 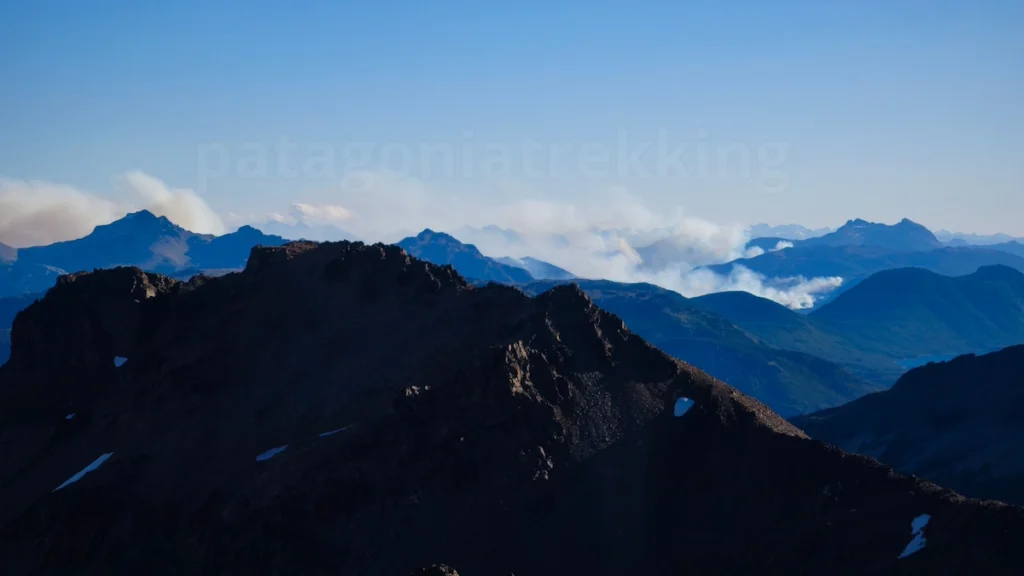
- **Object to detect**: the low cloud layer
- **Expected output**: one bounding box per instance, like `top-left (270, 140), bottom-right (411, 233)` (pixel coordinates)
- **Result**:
top-left (0, 173), bottom-right (224, 247)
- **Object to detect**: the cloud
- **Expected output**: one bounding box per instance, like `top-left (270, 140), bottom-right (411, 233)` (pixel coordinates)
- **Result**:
top-left (288, 203), bottom-right (354, 223)
top-left (0, 172), bottom-right (225, 247)
top-left (772, 240), bottom-right (794, 251)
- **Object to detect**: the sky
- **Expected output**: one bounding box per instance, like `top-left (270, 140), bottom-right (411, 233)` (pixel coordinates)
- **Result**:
top-left (1, 0), bottom-right (1022, 243)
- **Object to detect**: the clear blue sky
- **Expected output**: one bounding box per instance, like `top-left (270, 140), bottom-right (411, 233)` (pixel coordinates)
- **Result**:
top-left (1, 0), bottom-right (1021, 234)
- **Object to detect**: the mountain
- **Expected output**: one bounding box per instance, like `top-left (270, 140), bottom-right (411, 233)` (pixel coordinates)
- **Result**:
top-left (0, 293), bottom-right (42, 366)
top-left (987, 241), bottom-right (1024, 259)
top-left (749, 223), bottom-right (831, 240)
top-left (397, 229), bottom-right (534, 283)
top-left (936, 230), bottom-right (1022, 246)
top-left (524, 280), bottom-right (880, 416)
top-left (1, 212), bottom-right (287, 297)
top-left (16, 210), bottom-right (197, 273)
top-left (804, 218), bottom-right (942, 252)
top-left (812, 266), bottom-right (1024, 358)
top-left (689, 266), bottom-right (1024, 384)
top-left (744, 237), bottom-right (795, 253)
top-left (0, 262), bottom-right (67, 298)
top-left (495, 256), bottom-right (575, 280)
top-left (793, 345), bottom-right (1024, 507)
top-left (0, 242), bottom-right (16, 262)
top-left (707, 244), bottom-right (1024, 282)
top-left (255, 220), bottom-right (358, 242)
top-left (1, 242), bottom-right (1023, 574)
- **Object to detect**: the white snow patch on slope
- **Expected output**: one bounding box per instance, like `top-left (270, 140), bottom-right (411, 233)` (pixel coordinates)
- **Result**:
top-left (674, 397), bottom-right (694, 417)
top-left (318, 427), bottom-right (349, 438)
top-left (65, 413), bottom-right (75, 420)
top-left (256, 445), bottom-right (288, 462)
top-left (898, 514), bottom-right (932, 559)
top-left (114, 356), bottom-right (128, 367)
top-left (53, 452), bottom-right (114, 492)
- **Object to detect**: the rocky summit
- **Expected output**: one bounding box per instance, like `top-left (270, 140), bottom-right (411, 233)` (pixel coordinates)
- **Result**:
top-left (1, 241), bottom-right (1023, 575)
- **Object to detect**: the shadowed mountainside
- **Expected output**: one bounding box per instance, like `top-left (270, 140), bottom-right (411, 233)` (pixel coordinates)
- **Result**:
top-left (1, 241), bottom-right (1021, 574)
top-left (794, 345), bottom-right (1024, 507)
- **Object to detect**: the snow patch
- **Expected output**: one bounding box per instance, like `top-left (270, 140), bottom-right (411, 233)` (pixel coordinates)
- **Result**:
top-left (65, 413), bottom-right (75, 420)
top-left (318, 427), bottom-right (349, 438)
top-left (674, 397), bottom-right (694, 418)
top-left (256, 445), bottom-right (288, 462)
top-left (898, 514), bottom-right (931, 559)
top-left (53, 452), bottom-right (114, 492)
top-left (113, 356), bottom-right (128, 367)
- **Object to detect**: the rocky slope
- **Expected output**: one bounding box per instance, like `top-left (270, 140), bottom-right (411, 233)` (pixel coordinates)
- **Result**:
top-left (1, 241), bottom-right (1022, 575)
top-left (794, 345), bottom-right (1024, 507)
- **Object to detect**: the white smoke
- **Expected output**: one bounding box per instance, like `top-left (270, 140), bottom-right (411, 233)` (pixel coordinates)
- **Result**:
top-left (0, 178), bottom-right (123, 248)
top-left (772, 240), bottom-right (794, 251)
top-left (119, 171), bottom-right (225, 235)
top-left (310, 171), bottom-right (843, 309)
top-left (0, 172), bottom-right (225, 247)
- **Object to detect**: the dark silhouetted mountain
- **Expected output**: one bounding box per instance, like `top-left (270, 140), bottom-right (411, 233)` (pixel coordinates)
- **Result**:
top-left (707, 244), bottom-right (1024, 282)
top-left (0, 293), bottom-right (41, 366)
top-left (0, 242), bottom-right (16, 262)
top-left (255, 220), bottom-right (358, 242)
top-left (793, 345), bottom-right (1024, 507)
top-left (804, 218), bottom-right (942, 252)
top-left (1, 242), bottom-right (1023, 574)
top-left (398, 229), bottom-right (534, 283)
top-left (749, 223), bottom-right (831, 240)
top-left (524, 279), bottom-right (880, 416)
top-left (496, 256), bottom-right (575, 280)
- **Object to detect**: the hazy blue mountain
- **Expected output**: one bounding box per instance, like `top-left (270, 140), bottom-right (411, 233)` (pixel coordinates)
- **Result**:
top-left (748, 223), bottom-right (831, 240)
top-left (0, 242), bottom-right (16, 262)
top-left (707, 244), bottom-right (1024, 281)
top-left (690, 266), bottom-right (1024, 385)
top-left (1, 211), bottom-right (286, 297)
top-left (254, 220), bottom-right (358, 242)
top-left (397, 229), bottom-right (534, 284)
top-left (793, 345), bottom-right (1024, 506)
top-left (523, 279), bottom-right (879, 416)
top-left (803, 218), bottom-right (942, 252)
top-left (936, 230), bottom-right (1022, 246)
top-left (495, 256), bottom-right (575, 280)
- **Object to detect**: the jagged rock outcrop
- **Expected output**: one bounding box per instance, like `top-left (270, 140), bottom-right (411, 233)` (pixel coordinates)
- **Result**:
top-left (1, 241), bottom-right (1023, 575)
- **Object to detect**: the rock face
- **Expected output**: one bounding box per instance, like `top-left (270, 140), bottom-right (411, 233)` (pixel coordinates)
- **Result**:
top-left (1, 241), bottom-right (1023, 575)
top-left (794, 345), bottom-right (1024, 507)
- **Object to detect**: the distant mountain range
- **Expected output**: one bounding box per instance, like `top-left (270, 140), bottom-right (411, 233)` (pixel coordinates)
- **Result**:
top-left (936, 230), bottom-right (1023, 246)
top-left (253, 220), bottom-right (358, 242)
top-left (803, 218), bottom-right (942, 252)
top-left (0, 210), bottom-right (287, 297)
top-left (748, 223), bottom-right (832, 240)
top-left (690, 265), bottom-right (1024, 385)
top-left (793, 345), bottom-right (1024, 507)
top-left (522, 279), bottom-right (878, 416)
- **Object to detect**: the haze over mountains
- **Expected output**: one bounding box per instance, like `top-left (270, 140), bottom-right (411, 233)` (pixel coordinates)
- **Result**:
top-left (3, 241), bottom-right (1024, 574)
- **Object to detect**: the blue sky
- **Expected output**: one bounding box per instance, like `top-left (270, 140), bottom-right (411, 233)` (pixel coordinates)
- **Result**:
top-left (1, 0), bottom-right (1022, 236)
